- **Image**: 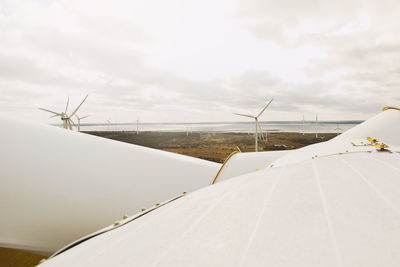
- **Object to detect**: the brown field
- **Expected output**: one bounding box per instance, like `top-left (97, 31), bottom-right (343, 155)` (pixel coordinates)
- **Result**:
top-left (0, 248), bottom-right (46, 267)
top-left (84, 131), bottom-right (338, 163)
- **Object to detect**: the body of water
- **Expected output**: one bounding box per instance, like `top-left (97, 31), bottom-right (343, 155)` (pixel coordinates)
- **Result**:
top-left (74, 120), bottom-right (363, 133)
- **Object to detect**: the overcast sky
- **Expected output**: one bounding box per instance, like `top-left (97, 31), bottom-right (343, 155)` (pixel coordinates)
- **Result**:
top-left (0, 0), bottom-right (399, 123)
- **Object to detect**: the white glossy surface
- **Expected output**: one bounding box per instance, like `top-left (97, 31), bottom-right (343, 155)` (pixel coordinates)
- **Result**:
top-left (273, 109), bottom-right (400, 166)
top-left (0, 116), bottom-right (220, 255)
top-left (215, 150), bottom-right (288, 183)
top-left (337, 108), bottom-right (400, 146)
top-left (40, 108), bottom-right (400, 266)
top-left (42, 150), bottom-right (400, 267)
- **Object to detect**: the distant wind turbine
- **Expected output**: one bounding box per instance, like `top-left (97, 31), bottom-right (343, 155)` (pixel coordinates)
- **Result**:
top-left (258, 122), bottom-right (267, 142)
top-left (107, 118), bottom-right (111, 131)
top-left (233, 99), bottom-right (273, 152)
top-left (334, 123), bottom-right (343, 136)
top-left (39, 95), bottom-right (88, 130)
top-left (75, 115), bottom-right (89, 132)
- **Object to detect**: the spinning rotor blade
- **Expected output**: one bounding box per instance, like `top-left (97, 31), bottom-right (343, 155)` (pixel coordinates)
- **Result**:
top-left (80, 115), bottom-right (90, 120)
top-left (69, 119), bottom-right (77, 127)
top-left (38, 108), bottom-right (62, 116)
top-left (49, 114), bottom-right (59, 118)
top-left (69, 94), bottom-right (88, 117)
top-left (65, 120), bottom-right (71, 130)
top-left (65, 96), bottom-right (69, 114)
top-left (256, 99), bottom-right (273, 118)
top-left (257, 121), bottom-right (265, 141)
top-left (233, 113), bottom-right (255, 119)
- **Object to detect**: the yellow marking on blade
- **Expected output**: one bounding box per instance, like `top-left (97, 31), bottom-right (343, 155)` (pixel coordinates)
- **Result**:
top-left (366, 137), bottom-right (388, 151)
top-left (382, 106), bottom-right (400, 112)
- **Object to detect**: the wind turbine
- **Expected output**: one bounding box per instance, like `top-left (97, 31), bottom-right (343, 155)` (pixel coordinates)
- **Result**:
top-left (334, 123), bottom-right (343, 136)
top-left (233, 99), bottom-right (273, 152)
top-left (258, 122), bottom-right (267, 142)
top-left (184, 125), bottom-right (192, 136)
top-left (75, 115), bottom-right (89, 132)
top-left (107, 118), bottom-right (111, 131)
top-left (39, 95), bottom-right (88, 130)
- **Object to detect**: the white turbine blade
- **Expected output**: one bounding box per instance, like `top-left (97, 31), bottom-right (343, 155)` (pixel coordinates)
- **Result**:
top-left (256, 99), bottom-right (273, 118)
top-left (233, 113), bottom-right (255, 119)
top-left (69, 119), bottom-right (76, 127)
top-left (257, 121), bottom-right (265, 141)
top-left (49, 114), bottom-right (59, 118)
top-left (38, 107), bottom-right (62, 116)
top-left (80, 115), bottom-right (90, 120)
top-left (69, 120), bottom-right (74, 130)
top-left (68, 118), bottom-right (78, 130)
top-left (65, 96), bottom-right (69, 114)
top-left (69, 94), bottom-right (88, 117)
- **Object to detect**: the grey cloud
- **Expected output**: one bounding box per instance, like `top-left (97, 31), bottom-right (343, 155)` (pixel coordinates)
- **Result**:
top-left (234, 0), bottom-right (400, 113)
top-left (1, 0), bottom-right (398, 123)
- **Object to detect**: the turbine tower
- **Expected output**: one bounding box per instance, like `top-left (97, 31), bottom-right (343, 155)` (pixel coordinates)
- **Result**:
top-left (75, 115), bottom-right (89, 132)
top-left (233, 99), bottom-right (273, 152)
top-left (39, 95), bottom-right (88, 130)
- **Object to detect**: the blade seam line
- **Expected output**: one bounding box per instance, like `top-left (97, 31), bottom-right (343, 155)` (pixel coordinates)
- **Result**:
top-left (337, 155), bottom-right (400, 216)
top-left (151, 177), bottom-right (249, 267)
top-left (236, 165), bottom-right (286, 267)
top-left (366, 153), bottom-right (400, 172)
top-left (312, 159), bottom-right (344, 267)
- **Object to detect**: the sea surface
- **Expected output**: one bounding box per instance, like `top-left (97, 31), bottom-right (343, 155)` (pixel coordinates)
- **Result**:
top-left (76, 120), bottom-right (363, 133)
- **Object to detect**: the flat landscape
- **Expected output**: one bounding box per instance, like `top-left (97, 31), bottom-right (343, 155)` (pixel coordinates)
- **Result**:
top-left (84, 131), bottom-right (338, 163)
top-left (0, 248), bottom-right (45, 267)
